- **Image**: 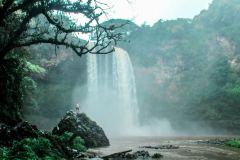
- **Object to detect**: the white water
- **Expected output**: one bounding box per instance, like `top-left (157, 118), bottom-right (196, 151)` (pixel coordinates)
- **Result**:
top-left (83, 47), bottom-right (140, 136)
top-left (78, 47), bottom-right (174, 137)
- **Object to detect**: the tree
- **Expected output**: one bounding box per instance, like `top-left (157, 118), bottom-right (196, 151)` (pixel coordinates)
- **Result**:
top-left (0, 0), bottom-right (123, 60)
top-left (0, 0), bottom-right (124, 125)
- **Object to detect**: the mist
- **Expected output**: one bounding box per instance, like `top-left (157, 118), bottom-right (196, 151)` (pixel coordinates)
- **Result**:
top-left (70, 0), bottom-right (240, 136)
top-left (72, 48), bottom-right (176, 137)
top-left (3, 0), bottom-right (240, 159)
top-left (20, 0), bottom-right (240, 138)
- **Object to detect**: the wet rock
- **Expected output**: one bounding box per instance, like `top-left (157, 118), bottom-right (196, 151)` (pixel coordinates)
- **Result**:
top-left (196, 139), bottom-right (227, 145)
top-left (128, 150), bottom-right (150, 159)
top-left (0, 121), bottom-right (40, 146)
top-left (52, 111), bottom-right (109, 148)
top-left (103, 150), bottom-right (151, 160)
top-left (75, 151), bottom-right (99, 159)
top-left (152, 153), bottom-right (163, 159)
top-left (102, 149), bottom-right (132, 159)
top-left (141, 144), bottom-right (179, 149)
top-left (125, 153), bottom-right (138, 159)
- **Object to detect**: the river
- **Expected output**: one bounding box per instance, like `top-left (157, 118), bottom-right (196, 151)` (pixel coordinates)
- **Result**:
top-left (90, 136), bottom-right (240, 160)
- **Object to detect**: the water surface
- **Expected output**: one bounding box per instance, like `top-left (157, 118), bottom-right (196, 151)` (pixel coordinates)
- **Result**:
top-left (91, 136), bottom-right (240, 160)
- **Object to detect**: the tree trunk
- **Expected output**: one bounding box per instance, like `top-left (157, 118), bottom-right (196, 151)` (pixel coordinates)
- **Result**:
top-left (0, 59), bottom-right (23, 125)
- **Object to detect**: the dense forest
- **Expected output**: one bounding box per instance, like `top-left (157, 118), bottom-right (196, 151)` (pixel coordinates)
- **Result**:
top-left (119, 0), bottom-right (240, 134)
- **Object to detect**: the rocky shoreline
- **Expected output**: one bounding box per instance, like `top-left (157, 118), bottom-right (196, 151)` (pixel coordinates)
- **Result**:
top-left (1, 111), bottom-right (240, 160)
top-left (0, 111), bottom-right (110, 159)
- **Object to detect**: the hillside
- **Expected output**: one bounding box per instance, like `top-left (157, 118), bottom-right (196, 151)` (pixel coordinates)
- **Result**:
top-left (118, 0), bottom-right (240, 133)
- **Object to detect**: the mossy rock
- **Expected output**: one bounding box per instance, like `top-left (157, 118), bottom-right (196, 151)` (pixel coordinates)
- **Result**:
top-left (52, 111), bottom-right (109, 148)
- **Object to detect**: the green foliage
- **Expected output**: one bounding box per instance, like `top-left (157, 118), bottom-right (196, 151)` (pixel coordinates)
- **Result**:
top-left (0, 138), bottom-right (66, 160)
top-left (72, 137), bottom-right (86, 152)
top-left (58, 132), bottom-right (73, 143)
top-left (0, 147), bottom-right (9, 160)
top-left (10, 138), bottom-right (52, 159)
top-left (0, 47), bottom-right (47, 124)
top-left (0, 134), bottom-right (87, 160)
top-left (225, 140), bottom-right (240, 148)
top-left (25, 61), bottom-right (46, 74)
top-left (59, 132), bottom-right (86, 152)
top-left (225, 84), bottom-right (240, 97)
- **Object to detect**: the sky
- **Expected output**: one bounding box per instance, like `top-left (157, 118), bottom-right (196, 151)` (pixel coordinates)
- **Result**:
top-left (102, 0), bottom-right (213, 26)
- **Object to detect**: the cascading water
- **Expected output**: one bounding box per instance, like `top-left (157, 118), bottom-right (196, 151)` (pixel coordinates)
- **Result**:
top-left (87, 52), bottom-right (98, 94)
top-left (112, 48), bottom-right (139, 129)
top-left (83, 47), bottom-right (139, 136)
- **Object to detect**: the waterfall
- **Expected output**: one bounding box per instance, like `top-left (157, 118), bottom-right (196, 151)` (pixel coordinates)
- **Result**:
top-left (83, 47), bottom-right (139, 136)
top-left (87, 53), bottom-right (98, 94)
top-left (112, 48), bottom-right (139, 129)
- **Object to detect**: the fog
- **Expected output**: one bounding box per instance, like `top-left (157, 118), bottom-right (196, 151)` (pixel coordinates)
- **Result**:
top-left (3, 1), bottom-right (240, 160)
top-left (71, 45), bottom-right (225, 137)
top-left (70, 0), bottom-right (240, 136)
top-left (24, 0), bottom-right (240, 137)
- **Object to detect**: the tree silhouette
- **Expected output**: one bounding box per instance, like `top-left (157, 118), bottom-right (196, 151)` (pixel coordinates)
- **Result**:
top-left (0, 0), bottom-right (125, 125)
top-left (0, 0), bottom-right (123, 60)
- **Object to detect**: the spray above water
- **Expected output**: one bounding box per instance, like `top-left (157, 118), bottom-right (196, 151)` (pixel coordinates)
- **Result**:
top-left (82, 47), bottom-right (174, 136)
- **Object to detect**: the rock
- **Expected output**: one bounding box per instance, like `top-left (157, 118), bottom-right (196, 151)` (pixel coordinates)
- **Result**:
top-left (102, 150), bottom-right (150, 160)
top-left (11, 121), bottom-right (40, 139)
top-left (141, 144), bottom-right (179, 149)
top-left (76, 151), bottom-right (99, 159)
top-left (152, 153), bottom-right (163, 159)
top-left (128, 150), bottom-right (150, 159)
top-left (0, 121), bottom-right (40, 147)
top-left (102, 150), bottom-right (132, 159)
top-left (196, 139), bottom-right (227, 145)
top-left (125, 153), bottom-right (138, 159)
top-left (52, 111), bottom-right (109, 148)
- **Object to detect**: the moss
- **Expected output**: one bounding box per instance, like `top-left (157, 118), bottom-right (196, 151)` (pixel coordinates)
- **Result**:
top-left (225, 139), bottom-right (240, 148)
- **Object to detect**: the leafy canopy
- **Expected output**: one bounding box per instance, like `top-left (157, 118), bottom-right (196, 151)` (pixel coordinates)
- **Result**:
top-left (0, 0), bottom-right (124, 60)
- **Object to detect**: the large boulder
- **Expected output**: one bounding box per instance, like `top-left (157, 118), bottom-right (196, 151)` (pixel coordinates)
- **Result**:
top-left (52, 111), bottom-right (109, 148)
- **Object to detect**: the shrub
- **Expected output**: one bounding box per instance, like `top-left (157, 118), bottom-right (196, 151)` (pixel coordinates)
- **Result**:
top-left (72, 137), bottom-right (86, 152)
top-left (0, 147), bottom-right (10, 160)
top-left (0, 134), bottom-right (86, 160)
top-left (225, 139), bottom-right (240, 148)
top-left (59, 132), bottom-right (86, 152)
top-left (8, 138), bottom-right (62, 160)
